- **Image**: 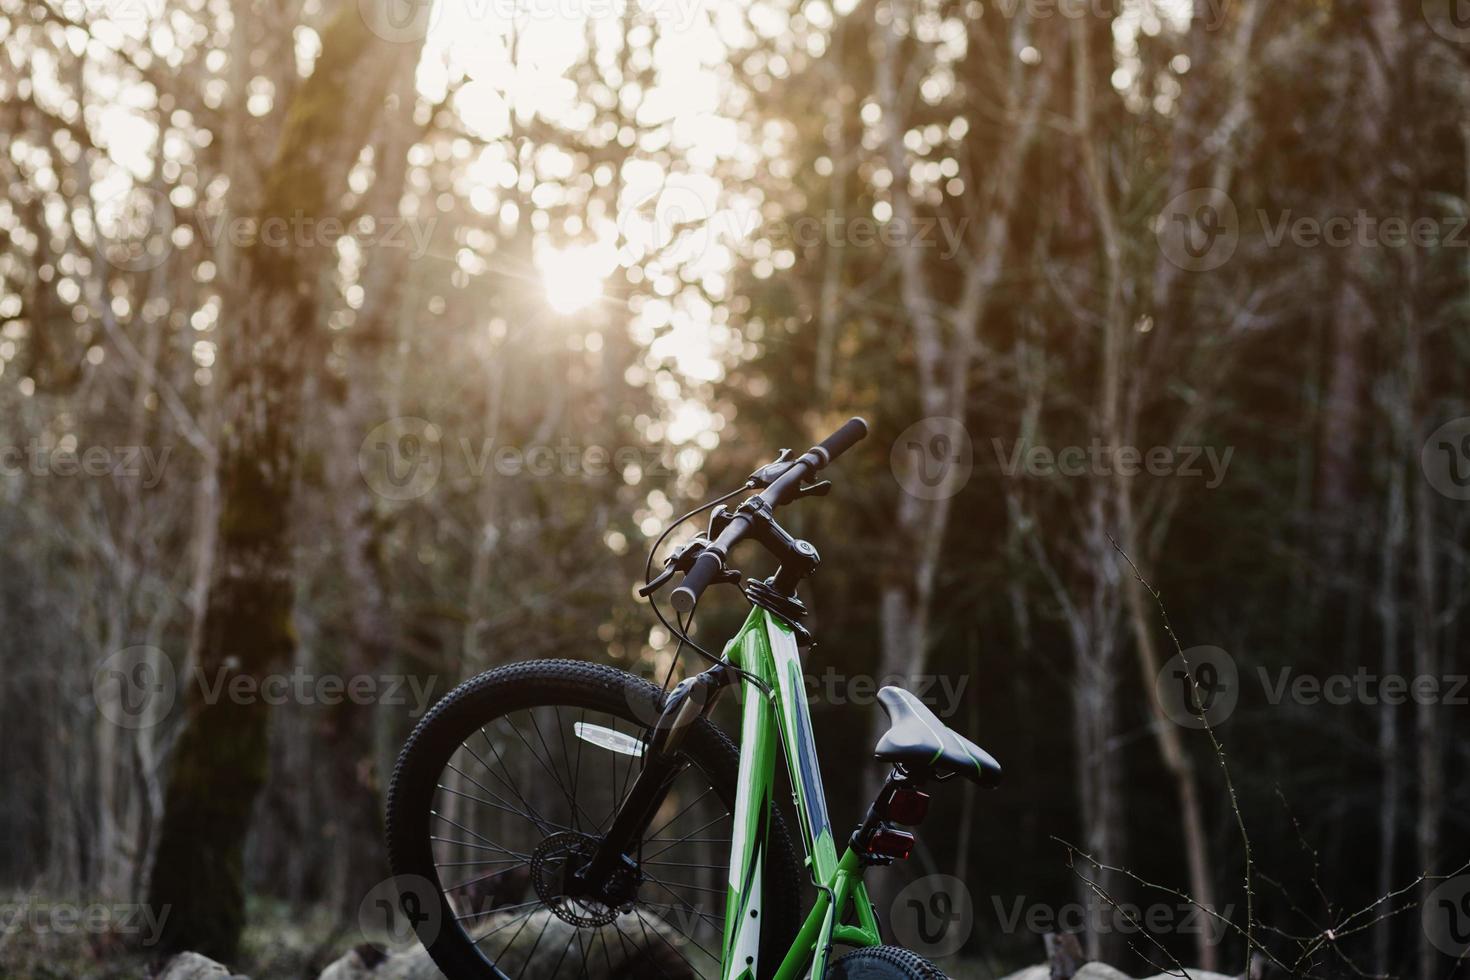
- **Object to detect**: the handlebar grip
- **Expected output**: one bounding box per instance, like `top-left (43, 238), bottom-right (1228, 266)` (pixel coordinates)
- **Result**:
top-left (671, 551), bottom-right (724, 614)
top-left (814, 416), bottom-right (869, 468)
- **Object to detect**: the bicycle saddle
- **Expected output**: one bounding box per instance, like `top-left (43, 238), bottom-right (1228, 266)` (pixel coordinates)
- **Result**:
top-left (873, 686), bottom-right (1003, 786)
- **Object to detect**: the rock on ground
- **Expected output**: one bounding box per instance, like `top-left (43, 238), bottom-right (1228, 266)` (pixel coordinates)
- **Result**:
top-left (316, 908), bottom-right (696, 979)
top-left (164, 933), bottom-right (1243, 980)
top-left (157, 952), bottom-right (251, 980)
top-left (316, 943), bottom-right (439, 980)
top-left (161, 947), bottom-right (1243, 980)
top-left (998, 965), bottom-right (1240, 980)
top-left (158, 907), bottom-right (697, 980)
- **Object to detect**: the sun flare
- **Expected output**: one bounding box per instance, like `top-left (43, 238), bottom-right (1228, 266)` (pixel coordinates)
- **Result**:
top-left (540, 243), bottom-right (614, 316)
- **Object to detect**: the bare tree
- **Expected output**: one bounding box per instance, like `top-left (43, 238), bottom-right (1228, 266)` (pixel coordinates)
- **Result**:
top-left (869, 0), bottom-right (1056, 766)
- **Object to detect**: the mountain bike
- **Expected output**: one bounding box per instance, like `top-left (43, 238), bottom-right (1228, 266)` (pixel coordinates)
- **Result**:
top-left (385, 417), bottom-right (1003, 980)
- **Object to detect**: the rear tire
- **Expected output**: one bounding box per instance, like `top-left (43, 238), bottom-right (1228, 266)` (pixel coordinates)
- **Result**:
top-left (826, 945), bottom-right (950, 979)
top-left (386, 659), bottom-right (803, 979)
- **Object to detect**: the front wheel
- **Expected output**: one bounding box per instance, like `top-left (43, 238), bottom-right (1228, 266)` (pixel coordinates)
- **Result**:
top-left (826, 946), bottom-right (950, 979)
top-left (386, 659), bottom-right (803, 980)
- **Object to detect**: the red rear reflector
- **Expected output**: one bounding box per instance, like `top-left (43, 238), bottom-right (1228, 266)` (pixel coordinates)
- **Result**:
top-left (878, 787), bottom-right (930, 826)
top-left (865, 828), bottom-right (915, 860)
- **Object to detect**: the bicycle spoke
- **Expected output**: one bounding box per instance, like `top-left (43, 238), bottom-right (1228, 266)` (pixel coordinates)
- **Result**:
top-left (506, 711), bottom-right (604, 831)
top-left (642, 877), bottom-right (722, 933)
top-left (596, 923), bottom-right (616, 976)
top-left (523, 911), bottom-right (554, 968)
top-left (645, 786), bottom-right (717, 842)
top-left (551, 705), bottom-right (584, 832)
top-left (651, 880), bottom-right (726, 895)
top-left (467, 732), bottom-right (556, 834)
top-left (458, 899), bottom-right (542, 925)
top-left (634, 907), bottom-right (713, 980)
top-left (610, 718), bottom-right (650, 830)
top-left (649, 869), bottom-right (729, 916)
top-left (617, 727), bottom-right (641, 814)
top-left (442, 861), bottom-right (527, 895)
top-left (526, 707), bottom-right (581, 828)
top-left (430, 811), bottom-right (530, 860)
top-left (643, 812), bottom-right (729, 862)
top-left (429, 835), bottom-right (531, 858)
top-left (640, 898), bottom-right (723, 966)
top-left (470, 906), bottom-right (544, 954)
top-left (495, 905), bottom-right (540, 965)
top-left (571, 708), bottom-right (596, 833)
top-left (572, 921), bottom-right (591, 978)
top-left (437, 777), bottom-right (556, 830)
top-left (642, 900), bottom-right (723, 929)
top-left (619, 912), bottom-right (692, 980)
top-left (545, 924), bottom-right (575, 980)
top-left (607, 920), bottom-right (637, 973)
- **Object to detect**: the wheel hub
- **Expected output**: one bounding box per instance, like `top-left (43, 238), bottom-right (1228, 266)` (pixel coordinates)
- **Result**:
top-left (530, 832), bottom-right (639, 927)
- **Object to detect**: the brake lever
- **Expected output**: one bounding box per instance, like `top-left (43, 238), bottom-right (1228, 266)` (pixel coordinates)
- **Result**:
top-left (748, 449), bottom-right (794, 488)
top-left (637, 565), bottom-right (676, 598)
top-left (639, 536), bottom-right (712, 598)
top-left (797, 481), bottom-right (832, 499)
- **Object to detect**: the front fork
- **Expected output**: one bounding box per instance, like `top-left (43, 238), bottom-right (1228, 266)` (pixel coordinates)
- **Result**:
top-left (574, 662), bottom-right (737, 899)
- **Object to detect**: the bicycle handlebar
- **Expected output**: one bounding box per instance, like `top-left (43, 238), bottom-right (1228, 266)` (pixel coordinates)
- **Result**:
top-left (673, 551), bottom-right (726, 613)
top-left (814, 416), bottom-right (870, 469)
top-left (670, 417), bottom-right (868, 613)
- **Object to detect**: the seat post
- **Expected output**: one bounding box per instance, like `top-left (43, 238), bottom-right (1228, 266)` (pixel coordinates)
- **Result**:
top-left (850, 766), bottom-right (928, 864)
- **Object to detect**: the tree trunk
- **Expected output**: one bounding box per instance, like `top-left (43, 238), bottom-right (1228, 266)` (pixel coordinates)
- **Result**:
top-left (321, 55), bottom-right (423, 922)
top-left (147, 9), bottom-right (425, 958)
top-left (868, 3), bottom-right (1054, 800)
top-left (1122, 563), bottom-right (1218, 970)
top-left (1072, 19), bottom-right (1129, 961)
top-left (1411, 352), bottom-right (1442, 980)
top-left (1319, 0), bottom-right (1400, 556)
top-left (1372, 433), bottom-right (1405, 975)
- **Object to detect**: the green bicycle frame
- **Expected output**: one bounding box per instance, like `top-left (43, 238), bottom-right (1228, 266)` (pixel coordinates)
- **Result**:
top-left (718, 604), bottom-right (882, 980)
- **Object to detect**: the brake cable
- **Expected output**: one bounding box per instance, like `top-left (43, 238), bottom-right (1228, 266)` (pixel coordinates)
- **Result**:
top-left (643, 484), bottom-right (747, 586)
top-left (642, 483), bottom-right (772, 698)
